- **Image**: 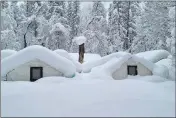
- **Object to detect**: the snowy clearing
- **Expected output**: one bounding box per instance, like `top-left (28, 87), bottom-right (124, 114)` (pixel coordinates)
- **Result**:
top-left (135, 50), bottom-right (170, 63)
top-left (1, 75), bottom-right (175, 117)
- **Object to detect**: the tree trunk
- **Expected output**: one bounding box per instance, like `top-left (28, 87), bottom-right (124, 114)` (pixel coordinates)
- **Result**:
top-left (79, 43), bottom-right (85, 64)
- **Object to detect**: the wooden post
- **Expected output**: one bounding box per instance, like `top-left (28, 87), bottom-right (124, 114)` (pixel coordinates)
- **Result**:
top-left (79, 43), bottom-right (85, 64)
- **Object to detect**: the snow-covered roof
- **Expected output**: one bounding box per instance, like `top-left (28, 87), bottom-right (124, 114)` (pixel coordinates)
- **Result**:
top-left (1, 45), bottom-right (76, 78)
top-left (135, 50), bottom-right (170, 63)
top-left (82, 52), bottom-right (129, 73)
top-left (1, 49), bottom-right (17, 60)
top-left (54, 49), bottom-right (72, 60)
top-left (73, 36), bottom-right (87, 45)
top-left (54, 49), bottom-right (82, 73)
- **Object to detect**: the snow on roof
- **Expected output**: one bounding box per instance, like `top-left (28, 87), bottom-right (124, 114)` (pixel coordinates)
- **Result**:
top-left (1, 45), bottom-right (76, 78)
top-left (54, 49), bottom-right (72, 60)
top-left (82, 52), bottom-right (129, 73)
top-left (1, 49), bottom-right (17, 60)
top-left (135, 50), bottom-right (170, 63)
top-left (73, 36), bottom-right (87, 45)
top-left (54, 49), bottom-right (82, 73)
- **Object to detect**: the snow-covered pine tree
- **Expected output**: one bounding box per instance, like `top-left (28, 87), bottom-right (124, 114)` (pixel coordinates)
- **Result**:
top-left (82, 1), bottom-right (108, 56)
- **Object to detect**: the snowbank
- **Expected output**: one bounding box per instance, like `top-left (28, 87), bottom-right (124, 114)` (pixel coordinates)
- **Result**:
top-left (54, 49), bottom-right (82, 73)
top-left (1, 78), bottom-right (175, 117)
top-left (156, 58), bottom-right (175, 80)
top-left (1, 45), bottom-right (76, 78)
top-left (135, 50), bottom-right (170, 63)
top-left (82, 52), bottom-right (130, 73)
top-left (1, 49), bottom-right (17, 60)
top-left (69, 53), bottom-right (101, 63)
top-left (73, 36), bottom-right (87, 45)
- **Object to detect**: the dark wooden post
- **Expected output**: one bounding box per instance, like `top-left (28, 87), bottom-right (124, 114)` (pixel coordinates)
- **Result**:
top-left (79, 43), bottom-right (85, 64)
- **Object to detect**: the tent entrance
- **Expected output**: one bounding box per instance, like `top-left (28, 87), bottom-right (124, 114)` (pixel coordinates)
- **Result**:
top-left (30, 67), bottom-right (43, 82)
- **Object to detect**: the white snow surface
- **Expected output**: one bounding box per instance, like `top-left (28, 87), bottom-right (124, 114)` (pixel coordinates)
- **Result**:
top-left (156, 58), bottom-right (175, 80)
top-left (1, 74), bottom-right (175, 117)
top-left (1, 49), bottom-right (17, 60)
top-left (135, 50), bottom-right (170, 63)
top-left (82, 52), bottom-right (130, 73)
top-left (1, 45), bottom-right (76, 78)
top-left (73, 36), bottom-right (87, 45)
top-left (54, 49), bottom-right (82, 73)
top-left (69, 53), bottom-right (101, 63)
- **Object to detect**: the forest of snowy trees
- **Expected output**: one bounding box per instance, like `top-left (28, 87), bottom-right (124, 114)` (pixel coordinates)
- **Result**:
top-left (1, 1), bottom-right (175, 60)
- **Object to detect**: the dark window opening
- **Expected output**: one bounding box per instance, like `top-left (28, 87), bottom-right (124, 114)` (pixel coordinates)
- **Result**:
top-left (30, 67), bottom-right (43, 82)
top-left (127, 65), bottom-right (138, 76)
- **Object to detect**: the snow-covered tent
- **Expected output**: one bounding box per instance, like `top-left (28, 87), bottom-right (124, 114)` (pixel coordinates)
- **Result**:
top-left (1, 49), bottom-right (17, 60)
top-left (54, 49), bottom-right (82, 73)
top-left (111, 55), bottom-right (154, 80)
top-left (1, 45), bottom-right (76, 81)
top-left (90, 54), bottom-right (168, 80)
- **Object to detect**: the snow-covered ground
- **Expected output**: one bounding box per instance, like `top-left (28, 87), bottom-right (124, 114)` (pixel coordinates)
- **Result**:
top-left (1, 74), bottom-right (175, 117)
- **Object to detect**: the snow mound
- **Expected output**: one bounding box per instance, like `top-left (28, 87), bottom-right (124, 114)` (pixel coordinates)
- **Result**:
top-left (156, 58), bottom-right (175, 80)
top-left (1, 45), bottom-right (76, 78)
top-left (1, 49), bottom-right (17, 60)
top-left (54, 49), bottom-right (82, 73)
top-left (135, 50), bottom-right (170, 63)
top-left (69, 53), bottom-right (101, 63)
top-left (73, 36), bottom-right (87, 45)
top-left (153, 65), bottom-right (169, 79)
top-left (82, 52), bottom-right (129, 73)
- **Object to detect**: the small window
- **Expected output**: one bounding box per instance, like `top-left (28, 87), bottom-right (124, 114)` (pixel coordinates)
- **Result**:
top-left (127, 65), bottom-right (138, 76)
top-left (30, 67), bottom-right (43, 82)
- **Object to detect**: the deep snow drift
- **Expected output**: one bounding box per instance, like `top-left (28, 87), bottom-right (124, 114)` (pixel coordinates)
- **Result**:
top-left (1, 75), bottom-right (175, 117)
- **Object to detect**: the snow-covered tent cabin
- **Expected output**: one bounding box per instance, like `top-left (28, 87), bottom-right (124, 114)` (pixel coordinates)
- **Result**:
top-left (101, 54), bottom-right (155, 80)
top-left (1, 49), bottom-right (17, 60)
top-left (1, 45), bottom-right (76, 81)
